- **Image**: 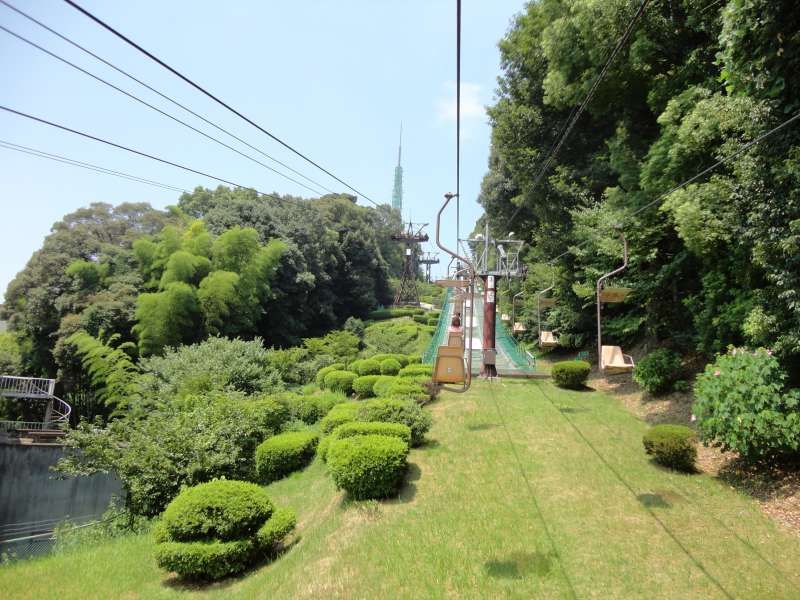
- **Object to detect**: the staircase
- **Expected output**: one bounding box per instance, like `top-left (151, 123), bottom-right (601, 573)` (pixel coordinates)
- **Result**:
top-left (0, 376), bottom-right (72, 433)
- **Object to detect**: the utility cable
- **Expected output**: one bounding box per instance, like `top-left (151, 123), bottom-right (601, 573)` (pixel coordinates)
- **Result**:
top-left (0, 105), bottom-right (282, 200)
top-left (0, 24), bottom-right (324, 196)
top-left (62, 0), bottom-right (380, 206)
top-left (531, 380), bottom-right (734, 599)
top-left (504, 0), bottom-right (650, 230)
top-left (456, 0), bottom-right (462, 247)
top-left (484, 382), bottom-right (578, 598)
top-left (0, 0), bottom-right (335, 194)
top-left (543, 109), bottom-right (800, 264)
top-left (0, 139), bottom-right (189, 193)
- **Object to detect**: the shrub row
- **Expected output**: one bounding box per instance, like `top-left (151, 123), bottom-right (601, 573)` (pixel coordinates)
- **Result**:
top-left (315, 363), bottom-right (344, 388)
top-left (255, 431), bottom-right (318, 483)
top-left (280, 391), bottom-right (347, 424)
top-left (323, 370), bottom-right (357, 394)
top-left (154, 480), bottom-right (295, 580)
top-left (327, 434), bottom-right (410, 500)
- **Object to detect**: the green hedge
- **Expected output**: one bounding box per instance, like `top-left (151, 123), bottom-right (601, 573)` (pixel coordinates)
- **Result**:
top-left (371, 353), bottom-right (410, 367)
top-left (380, 358), bottom-right (402, 375)
top-left (406, 354), bottom-right (422, 365)
top-left (353, 374), bottom-right (382, 398)
top-left (356, 398), bottom-right (432, 446)
top-left (398, 364), bottom-right (433, 378)
top-left (319, 421), bottom-right (411, 461)
top-left (551, 360), bottom-right (591, 389)
top-left (387, 380), bottom-right (428, 403)
top-left (315, 363), bottom-right (344, 388)
top-left (323, 370), bottom-right (357, 394)
top-left (327, 434), bottom-right (409, 500)
top-left (319, 402), bottom-right (360, 434)
top-left (255, 431), bottom-right (319, 483)
top-left (412, 315), bottom-right (427, 324)
top-left (282, 391), bottom-right (347, 424)
top-left (155, 480), bottom-right (295, 580)
top-left (642, 425), bottom-right (697, 472)
top-left (350, 358), bottom-right (382, 376)
top-left (372, 376), bottom-right (398, 397)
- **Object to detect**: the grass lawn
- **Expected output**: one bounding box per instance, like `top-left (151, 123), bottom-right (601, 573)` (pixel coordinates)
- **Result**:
top-left (3, 379), bottom-right (800, 598)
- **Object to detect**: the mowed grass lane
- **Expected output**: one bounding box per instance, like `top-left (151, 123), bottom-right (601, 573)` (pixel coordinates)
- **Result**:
top-left (2, 379), bottom-right (800, 598)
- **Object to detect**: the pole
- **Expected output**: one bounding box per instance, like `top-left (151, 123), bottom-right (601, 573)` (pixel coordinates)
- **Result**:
top-left (481, 274), bottom-right (498, 378)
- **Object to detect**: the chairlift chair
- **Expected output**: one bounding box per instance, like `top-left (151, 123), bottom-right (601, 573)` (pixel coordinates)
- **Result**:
top-left (597, 229), bottom-right (635, 374)
top-left (537, 268), bottom-right (559, 349)
top-left (432, 192), bottom-right (474, 391)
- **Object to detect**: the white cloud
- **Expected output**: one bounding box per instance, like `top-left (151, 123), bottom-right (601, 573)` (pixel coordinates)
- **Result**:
top-left (436, 81), bottom-right (485, 122)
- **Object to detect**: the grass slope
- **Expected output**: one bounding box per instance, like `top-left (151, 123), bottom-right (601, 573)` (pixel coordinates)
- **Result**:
top-left (3, 380), bottom-right (800, 598)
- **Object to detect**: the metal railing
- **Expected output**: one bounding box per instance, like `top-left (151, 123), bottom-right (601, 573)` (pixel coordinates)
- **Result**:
top-left (0, 376), bottom-right (55, 398)
top-left (422, 287), bottom-right (453, 364)
top-left (0, 375), bottom-right (71, 428)
top-left (495, 317), bottom-right (536, 372)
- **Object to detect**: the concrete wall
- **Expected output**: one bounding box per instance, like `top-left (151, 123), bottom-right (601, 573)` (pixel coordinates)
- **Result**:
top-left (0, 443), bottom-right (122, 526)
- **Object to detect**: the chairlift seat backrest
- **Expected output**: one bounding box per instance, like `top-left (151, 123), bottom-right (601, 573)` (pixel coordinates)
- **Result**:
top-left (539, 297), bottom-right (556, 308)
top-left (601, 345), bottom-right (635, 373)
top-left (438, 345), bottom-right (464, 358)
top-left (448, 333), bottom-right (464, 347)
top-left (599, 287), bottom-right (633, 303)
top-left (433, 354), bottom-right (466, 384)
top-left (539, 331), bottom-right (558, 347)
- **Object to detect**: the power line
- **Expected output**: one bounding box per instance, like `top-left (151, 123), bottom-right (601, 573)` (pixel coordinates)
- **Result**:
top-left (545, 109), bottom-right (800, 263)
top-left (456, 0), bottom-right (462, 247)
top-left (0, 104), bottom-right (283, 200)
top-left (0, 139), bottom-right (189, 193)
top-left (0, 0), bottom-right (336, 195)
top-left (63, 0), bottom-right (381, 207)
top-left (0, 23), bottom-right (324, 197)
top-left (504, 0), bottom-right (650, 230)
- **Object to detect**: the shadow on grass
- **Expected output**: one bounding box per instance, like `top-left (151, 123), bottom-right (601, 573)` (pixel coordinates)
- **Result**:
top-left (161, 538), bottom-right (300, 591)
top-left (484, 551), bottom-right (553, 579)
top-left (465, 422), bottom-right (497, 431)
top-left (419, 438), bottom-right (441, 450)
top-left (558, 406), bottom-right (590, 414)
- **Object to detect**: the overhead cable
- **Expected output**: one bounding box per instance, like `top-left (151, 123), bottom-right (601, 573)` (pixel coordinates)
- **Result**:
top-left (0, 0), bottom-right (336, 195)
top-left (62, 0), bottom-right (380, 206)
top-left (0, 23), bottom-right (324, 196)
top-left (546, 109), bottom-right (800, 263)
top-left (0, 139), bottom-right (189, 193)
top-left (0, 104), bottom-right (283, 199)
top-left (504, 0), bottom-right (650, 230)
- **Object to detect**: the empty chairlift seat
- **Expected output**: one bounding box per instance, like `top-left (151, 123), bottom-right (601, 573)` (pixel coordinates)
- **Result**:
top-left (539, 330), bottom-right (558, 348)
top-left (513, 322), bottom-right (527, 333)
top-left (433, 345), bottom-right (466, 384)
top-left (601, 345), bottom-right (635, 374)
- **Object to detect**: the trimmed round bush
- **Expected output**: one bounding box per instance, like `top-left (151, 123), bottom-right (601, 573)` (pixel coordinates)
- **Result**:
top-left (353, 374), bottom-right (382, 398)
top-left (316, 363), bottom-right (344, 388)
top-left (323, 370), bottom-right (357, 394)
top-left (380, 358), bottom-right (402, 375)
top-left (387, 380), bottom-right (428, 403)
top-left (327, 434), bottom-right (409, 499)
top-left (643, 425), bottom-right (697, 472)
top-left (351, 359), bottom-right (382, 376)
top-left (398, 364), bottom-right (433, 378)
top-left (256, 431), bottom-right (319, 483)
top-left (551, 360), bottom-right (591, 389)
top-left (372, 375), bottom-right (398, 397)
top-left (634, 348), bottom-right (683, 395)
top-left (412, 315), bottom-right (427, 324)
top-left (319, 402), bottom-right (359, 434)
top-left (161, 480), bottom-right (273, 542)
top-left (155, 480), bottom-right (295, 580)
top-left (319, 421), bottom-right (412, 461)
top-left (356, 398), bottom-right (432, 446)
top-left (371, 353), bottom-right (410, 367)
top-left (283, 391), bottom-right (347, 424)
top-left (406, 354), bottom-right (422, 365)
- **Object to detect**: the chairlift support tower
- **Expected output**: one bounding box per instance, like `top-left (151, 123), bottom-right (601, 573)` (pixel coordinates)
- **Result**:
top-left (461, 222), bottom-right (526, 377)
top-left (391, 221), bottom-right (429, 306)
top-left (419, 252), bottom-right (440, 283)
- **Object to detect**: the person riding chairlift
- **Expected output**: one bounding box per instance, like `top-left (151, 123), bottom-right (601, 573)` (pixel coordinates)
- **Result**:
top-left (448, 312), bottom-right (463, 333)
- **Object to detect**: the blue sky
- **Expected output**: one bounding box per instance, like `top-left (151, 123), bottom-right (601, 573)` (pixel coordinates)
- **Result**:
top-left (0, 0), bottom-right (525, 298)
